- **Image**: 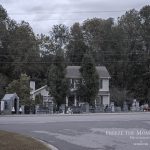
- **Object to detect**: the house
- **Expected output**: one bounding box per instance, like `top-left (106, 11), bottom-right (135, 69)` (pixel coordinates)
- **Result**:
top-left (30, 81), bottom-right (53, 107)
top-left (0, 93), bottom-right (19, 114)
top-left (30, 66), bottom-right (110, 107)
top-left (66, 66), bottom-right (111, 107)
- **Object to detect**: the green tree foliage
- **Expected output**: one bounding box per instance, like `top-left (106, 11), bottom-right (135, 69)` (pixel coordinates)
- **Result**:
top-left (82, 18), bottom-right (114, 64)
top-left (35, 94), bottom-right (43, 105)
top-left (0, 5), bottom-right (11, 76)
top-left (49, 24), bottom-right (69, 53)
top-left (0, 73), bottom-right (9, 99)
top-left (79, 53), bottom-right (99, 105)
top-left (8, 21), bottom-right (40, 78)
top-left (1, 3), bottom-right (150, 105)
top-left (47, 50), bottom-right (67, 108)
top-left (6, 74), bottom-right (30, 105)
top-left (66, 23), bottom-right (87, 65)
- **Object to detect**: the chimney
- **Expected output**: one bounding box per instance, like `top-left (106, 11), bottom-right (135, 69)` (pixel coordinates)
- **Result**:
top-left (30, 81), bottom-right (35, 92)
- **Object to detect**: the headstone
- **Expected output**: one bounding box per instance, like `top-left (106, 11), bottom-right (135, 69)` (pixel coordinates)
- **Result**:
top-left (123, 101), bottom-right (128, 112)
top-left (21, 105), bottom-right (25, 114)
top-left (131, 99), bottom-right (140, 112)
top-left (110, 102), bottom-right (115, 112)
top-left (115, 107), bottom-right (121, 112)
top-left (35, 105), bottom-right (39, 114)
top-left (79, 102), bottom-right (89, 113)
top-left (85, 102), bottom-right (89, 113)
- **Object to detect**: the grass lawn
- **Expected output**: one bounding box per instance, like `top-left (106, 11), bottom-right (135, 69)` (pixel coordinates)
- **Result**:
top-left (0, 130), bottom-right (51, 150)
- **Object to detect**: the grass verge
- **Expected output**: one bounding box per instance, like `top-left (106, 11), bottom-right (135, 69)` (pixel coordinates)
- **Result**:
top-left (0, 130), bottom-right (51, 150)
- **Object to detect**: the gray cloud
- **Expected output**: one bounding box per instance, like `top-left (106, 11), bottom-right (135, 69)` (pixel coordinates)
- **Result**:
top-left (0, 0), bottom-right (149, 34)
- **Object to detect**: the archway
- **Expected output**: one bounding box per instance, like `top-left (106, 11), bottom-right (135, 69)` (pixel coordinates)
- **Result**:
top-left (14, 98), bottom-right (17, 114)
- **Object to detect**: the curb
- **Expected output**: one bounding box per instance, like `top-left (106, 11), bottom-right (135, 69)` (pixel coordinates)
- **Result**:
top-left (32, 137), bottom-right (59, 150)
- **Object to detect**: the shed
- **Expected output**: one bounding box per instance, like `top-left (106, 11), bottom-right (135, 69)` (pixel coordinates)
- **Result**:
top-left (1, 93), bottom-right (19, 114)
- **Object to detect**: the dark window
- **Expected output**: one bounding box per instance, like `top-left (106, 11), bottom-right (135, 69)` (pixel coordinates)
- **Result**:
top-left (99, 79), bottom-right (103, 89)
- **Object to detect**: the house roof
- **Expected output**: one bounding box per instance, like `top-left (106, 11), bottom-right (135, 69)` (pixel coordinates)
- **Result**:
top-left (66, 66), bottom-right (110, 78)
top-left (2, 93), bottom-right (19, 101)
top-left (30, 85), bottom-right (47, 95)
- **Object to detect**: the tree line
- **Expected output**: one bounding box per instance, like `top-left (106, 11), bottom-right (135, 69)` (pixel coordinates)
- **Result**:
top-left (0, 4), bottom-right (150, 107)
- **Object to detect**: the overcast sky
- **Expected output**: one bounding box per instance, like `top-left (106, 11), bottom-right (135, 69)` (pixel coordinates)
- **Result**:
top-left (0, 0), bottom-right (149, 34)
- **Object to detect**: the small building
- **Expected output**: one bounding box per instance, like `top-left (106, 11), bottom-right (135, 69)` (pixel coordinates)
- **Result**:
top-left (30, 82), bottom-right (53, 107)
top-left (1, 93), bottom-right (19, 114)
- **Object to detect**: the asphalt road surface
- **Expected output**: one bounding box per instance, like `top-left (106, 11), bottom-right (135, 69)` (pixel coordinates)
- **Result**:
top-left (0, 113), bottom-right (150, 150)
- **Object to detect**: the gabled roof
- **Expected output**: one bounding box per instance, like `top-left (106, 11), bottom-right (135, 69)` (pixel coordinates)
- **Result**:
top-left (66, 66), bottom-right (110, 78)
top-left (2, 93), bottom-right (19, 101)
top-left (30, 85), bottom-right (47, 95)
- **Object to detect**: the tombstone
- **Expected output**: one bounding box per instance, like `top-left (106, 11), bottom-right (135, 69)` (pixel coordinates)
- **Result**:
top-left (60, 104), bottom-right (66, 114)
top-left (123, 101), bottom-right (128, 112)
top-left (21, 105), bottom-right (25, 114)
top-left (131, 99), bottom-right (140, 112)
top-left (110, 102), bottom-right (115, 112)
top-left (48, 102), bottom-right (53, 114)
top-left (35, 105), bottom-right (40, 114)
top-left (115, 107), bottom-right (121, 112)
top-left (79, 102), bottom-right (89, 113)
top-left (1, 93), bottom-right (19, 115)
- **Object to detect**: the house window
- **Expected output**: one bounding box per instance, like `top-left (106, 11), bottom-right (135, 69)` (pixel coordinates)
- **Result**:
top-left (100, 96), bottom-right (103, 105)
top-left (99, 79), bottom-right (103, 89)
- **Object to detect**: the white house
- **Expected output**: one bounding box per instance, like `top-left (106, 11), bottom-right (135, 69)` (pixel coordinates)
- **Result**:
top-left (30, 66), bottom-right (110, 107)
top-left (66, 66), bottom-right (111, 107)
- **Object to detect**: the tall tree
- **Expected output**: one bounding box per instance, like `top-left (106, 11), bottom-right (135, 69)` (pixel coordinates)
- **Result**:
top-left (79, 53), bottom-right (99, 105)
top-left (139, 5), bottom-right (150, 103)
top-left (82, 18), bottom-right (114, 65)
top-left (66, 23), bottom-right (87, 65)
top-left (8, 21), bottom-right (40, 78)
top-left (0, 73), bottom-right (9, 99)
top-left (0, 5), bottom-right (12, 77)
top-left (49, 24), bottom-right (69, 54)
top-left (47, 50), bottom-right (67, 109)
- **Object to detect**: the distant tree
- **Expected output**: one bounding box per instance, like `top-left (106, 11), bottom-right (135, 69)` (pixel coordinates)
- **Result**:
top-left (48, 24), bottom-right (69, 54)
top-left (66, 23), bottom-right (87, 65)
top-left (8, 21), bottom-right (40, 78)
top-left (6, 74), bottom-right (30, 105)
top-left (47, 50), bottom-right (67, 109)
top-left (82, 18), bottom-right (114, 64)
top-left (0, 73), bottom-right (9, 99)
top-left (79, 53), bottom-right (99, 105)
top-left (0, 5), bottom-right (12, 77)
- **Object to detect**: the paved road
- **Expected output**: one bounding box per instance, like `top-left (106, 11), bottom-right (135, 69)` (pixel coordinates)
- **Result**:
top-left (0, 113), bottom-right (150, 150)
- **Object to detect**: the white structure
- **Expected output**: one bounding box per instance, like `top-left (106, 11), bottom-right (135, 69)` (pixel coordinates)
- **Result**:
top-left (1, 93), bottom-right (19, 114)
top-left (30, 83), bottom-right (52, 106)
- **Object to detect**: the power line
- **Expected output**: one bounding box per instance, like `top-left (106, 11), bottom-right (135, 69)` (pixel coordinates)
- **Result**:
top-left (8, 8), bottom-right (150, 16)
top-left (9, 10), bottom-right (128, 16)
top-left (0, 61), bottom-right (148, 64)
top-left (0, 53), bottom-right (148, 57)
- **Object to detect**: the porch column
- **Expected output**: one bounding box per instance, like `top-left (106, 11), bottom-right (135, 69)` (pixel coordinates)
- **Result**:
top-left (74, 94), bottom-right (77, 106)
top-left (66, 96), bottom-right (68, 107)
